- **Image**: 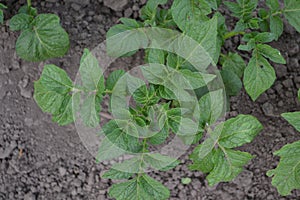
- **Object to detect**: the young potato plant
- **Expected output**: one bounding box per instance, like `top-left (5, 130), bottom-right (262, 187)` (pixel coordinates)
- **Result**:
top-left (32, 0), bottom-right (300, 199)
top-left (3, 0), bottom-right (70, 61)
top-left (267, 90), bottom-right (300, 196)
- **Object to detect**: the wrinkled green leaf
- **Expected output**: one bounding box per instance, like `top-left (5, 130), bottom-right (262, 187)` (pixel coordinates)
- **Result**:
top-left (244, 52), bottom-right (276, 101)
top-left (34, 65), bottom-right (75, 126)
top-left (284, 0), bottom-right (300, 33)
top-left (267, 140), bottom-right (300, 196)
top-left (10, 13), bottom-right (34, 31)
top-left (16, 14), bottom-right (69, 62)
top-left (217, 115), bottom-right (263, 148)
top-left (109, 174), bottom-right (170, 200)
top-left (224, 0), bottom-right (258, 20)
top-left (256, 44), bottom-right (286, 64)
top-left (282, 112), bottom-right (300, 132)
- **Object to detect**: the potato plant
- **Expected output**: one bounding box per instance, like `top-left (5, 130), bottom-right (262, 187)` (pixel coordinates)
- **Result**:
top-left (1, 0), bottom-right (300, 199)
top-left (6, 0), bottom-right (70, 61)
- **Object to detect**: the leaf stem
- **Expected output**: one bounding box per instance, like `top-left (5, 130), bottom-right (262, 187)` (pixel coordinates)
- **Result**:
top-left (263, 10), bottom-right (283, 20)
top-left (27, 0), bottom-right (32, 8)
top-left (224, 31), bottom-right (245, 40)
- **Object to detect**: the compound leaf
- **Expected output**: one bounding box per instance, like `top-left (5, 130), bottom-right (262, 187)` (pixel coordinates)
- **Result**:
top-left (191, 115), bottom-right (261, 185)
top-left (217, 115), bottom-right (263, 148)
top-left (267, 140), bottom-right (300, 196)
top-left (16, 14), bottom-right (69, 62)
top-left (284, 0), bottom-right (300, 33)
top-left (109, 174), bottom-right (170, 200)
top-left (244, 52), bottom-right (276, 101)
top-left (282, 112), bottom-right (300, 132)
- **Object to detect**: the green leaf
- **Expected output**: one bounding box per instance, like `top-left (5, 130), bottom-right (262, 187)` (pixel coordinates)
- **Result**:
top-left (266, 0), bottom-right (280, 11)
top-left (146, 49), bottom-right (166, 64)
top-left (133, 85), bottom-right (159, 106)
top-left (171, 2), bottom-right (219, 64)
top-left (220, 69), bottom-right (243, 96)
top-left (217, 115), bottom-right (263, 148)
top-left (144, 153), bottom-right (180, 171)
top-left (106, 18), bottom-right (146, 57)
top-left (102, 168), bottom-right (133, 180)
top-left (80, 94), bottom-right (102, 127)
top-left (221, 52), bottom-right (246, 78)
top-left (18, 5), bottom-right (38, 16)
top-left (256, 44), bottom-right (286, 64)
top-left (141, 0), bottom-right (168, 23)
top-left (224, 0), bottom-right (258, 20)
top-left (179, 69), bottom-right (216, 89)
top-left (0, 3), bottom-right (7, 24)
top-left (284, 0), bottom-right (300, 33)
top-left (34, 65), bottom-right (75, 126)
top-left (191, 115), bottom-right (261, 185)
top-left (282, 112), bottom-right (300, 132)
top-left (109, 174), bottom-right (170, 200)
top-left (244, 52), bottom-right (276, 101)
top-left (15, 14), bottom-right (69, 61)
top-left (270, 15), bottom-right (284, 40)
top-left (206, 148), bottom-right (253, 186)
top-left (106, 70), bottom-right (126, 91)
top-left (205, 0), bottom-right (221, 10)
top-left (189, 144), bottom-right (215, 172)
top-left (198, 89), bottom-right (225, 125)
top-left (254, 32), bottom-right (276, 43)
top-left (267, 140), bottom-right (300, 196)
top-left (171, 0), bottom-right (211, 31)
top-left (78, 49), bottom-right (105, 127)
top-left (10, 13), bottom-right (34, 31)
top-left (80, 49), bottom-right (105, 91)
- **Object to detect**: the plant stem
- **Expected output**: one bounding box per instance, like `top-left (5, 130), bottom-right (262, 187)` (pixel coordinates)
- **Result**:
top-left (27, 0), bottom-right (32, 8)
top-left (224, 31), bottom-right (245, 40)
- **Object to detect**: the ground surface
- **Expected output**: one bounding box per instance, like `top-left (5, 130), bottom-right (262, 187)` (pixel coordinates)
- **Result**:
top-left (0, 0), bottom-right (300, 200)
